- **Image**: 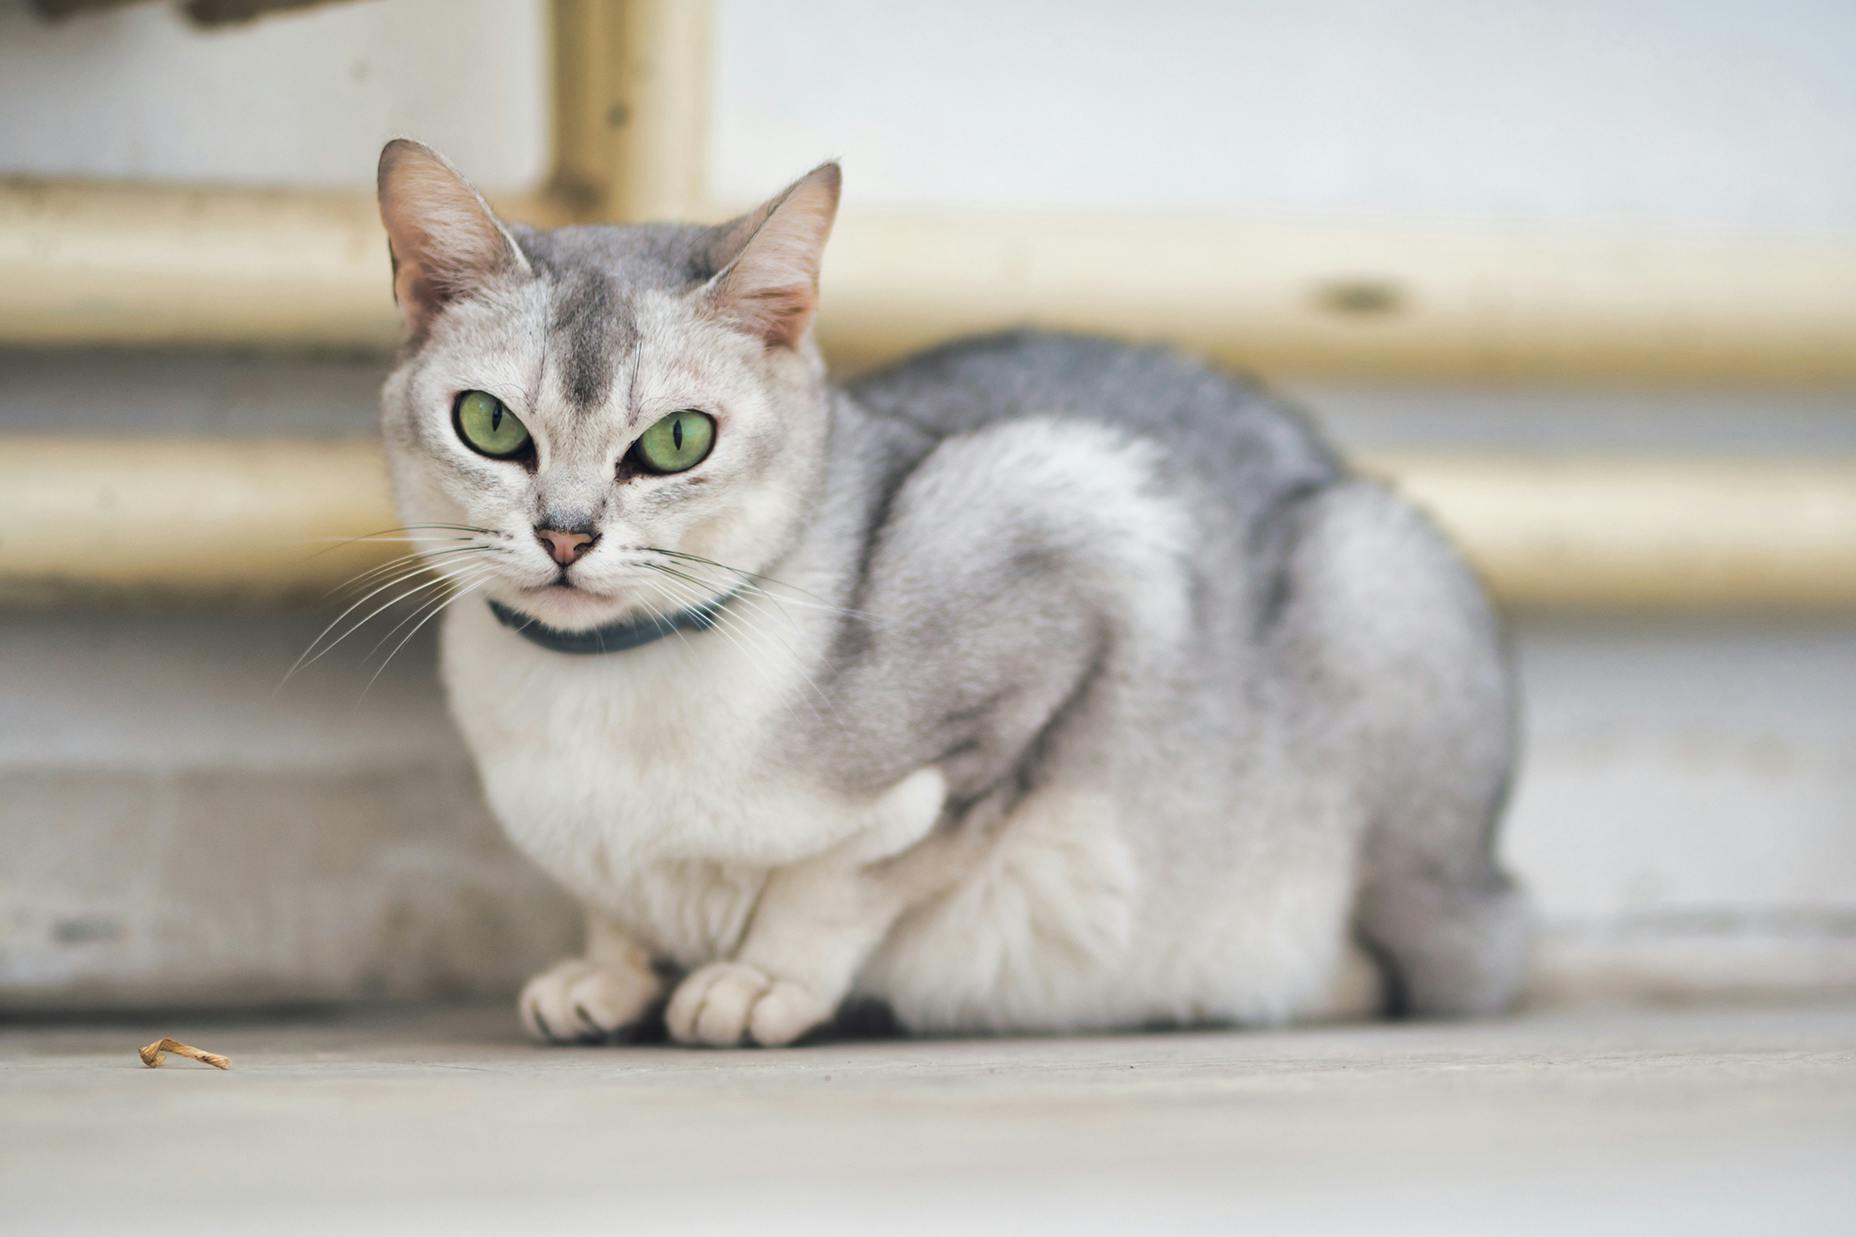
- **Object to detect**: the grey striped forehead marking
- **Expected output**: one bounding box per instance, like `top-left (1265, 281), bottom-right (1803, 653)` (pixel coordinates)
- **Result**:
top-left (549, 270), bottom-right (639, 414)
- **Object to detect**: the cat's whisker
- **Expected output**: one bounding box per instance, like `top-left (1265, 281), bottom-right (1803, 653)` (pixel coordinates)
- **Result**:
top-left (278, 550), bottom-right (502, 690)
top-left (641, 563), bottom-right (837, 725)
top-left (641, 558), bottom-right (813, 635)
top-left (643, 554), bottom-right (800, 627)
top-left (638, 557), bottom-right (842, 713)
top-left (324, 544), bottom-right (500, 600)
top-left (640, 564), bottom-right (777, 676)
top-left (640, 547), bottom-right (880, 622)
top-left (712, 589), bottom-right (843, 725)
top-left (358, 570), bottom-right (500, 703)
top-left (304, 531), bottom-right (478, 542)
top-left (645, 572), bottom-right (790, 709)
top-left (358, 560), bottom-right (504, 668)
top-left (298, 523), bottom-right (496, 562)
top-left (632, 576), bottom-right (703, 657)
top-left (646, 561), bottom-right (817, 657)
top-left (358, 560), bottom-right (508, 663)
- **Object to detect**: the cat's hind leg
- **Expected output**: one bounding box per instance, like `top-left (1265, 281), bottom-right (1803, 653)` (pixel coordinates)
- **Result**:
top-left (1280, 480), bottom-right (1531, 1017)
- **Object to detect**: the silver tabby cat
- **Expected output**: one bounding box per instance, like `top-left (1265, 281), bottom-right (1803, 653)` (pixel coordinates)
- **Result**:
top-left (374, 139), bottom-right (1528, 1046)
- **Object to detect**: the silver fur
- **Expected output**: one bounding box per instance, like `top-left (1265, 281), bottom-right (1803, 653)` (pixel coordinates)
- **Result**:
top-left (372, 141), bottom-right (1528, 1046)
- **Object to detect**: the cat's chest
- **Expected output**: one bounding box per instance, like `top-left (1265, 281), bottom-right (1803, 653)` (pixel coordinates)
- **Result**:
top-left (439, 603), bottom-right (851, 904)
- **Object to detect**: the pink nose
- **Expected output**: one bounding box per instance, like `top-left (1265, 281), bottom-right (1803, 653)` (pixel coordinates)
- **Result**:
top-left (536, 527), bottom-right (599, 565)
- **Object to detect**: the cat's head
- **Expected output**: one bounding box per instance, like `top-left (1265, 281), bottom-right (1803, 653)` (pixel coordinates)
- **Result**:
top-left (374, 139), bottom-right (841, 632)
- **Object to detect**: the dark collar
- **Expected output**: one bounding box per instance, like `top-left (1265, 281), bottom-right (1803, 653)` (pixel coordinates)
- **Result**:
top-left (487, 593), bottom-right (731, 655)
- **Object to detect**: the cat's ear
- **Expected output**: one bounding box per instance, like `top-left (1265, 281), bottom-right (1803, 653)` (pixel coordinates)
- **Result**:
top-left (704, 162), bottom-right (842, 350)
top-left (376, 139), bottom-right (530, 335)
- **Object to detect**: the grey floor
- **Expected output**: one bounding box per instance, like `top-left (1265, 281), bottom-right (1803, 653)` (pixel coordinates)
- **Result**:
top-left (4, 999), bottom-right (1853, 1235)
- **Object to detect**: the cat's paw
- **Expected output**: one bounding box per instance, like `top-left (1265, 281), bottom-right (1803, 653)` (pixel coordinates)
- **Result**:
top-left (519, 956), bottom-right (663, 1044)
top-left (664, 961), bottom-right (831, 1048)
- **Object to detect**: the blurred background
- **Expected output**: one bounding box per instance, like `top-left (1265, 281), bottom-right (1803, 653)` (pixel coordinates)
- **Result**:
top-left (1, 0), bottom-right (1853, 1016)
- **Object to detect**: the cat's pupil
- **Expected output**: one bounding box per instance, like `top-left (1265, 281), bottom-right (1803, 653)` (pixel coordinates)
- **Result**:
top-left (490, 406), bottom-right (503, 432)
top-left (672, 418), bottom-right (683, 450)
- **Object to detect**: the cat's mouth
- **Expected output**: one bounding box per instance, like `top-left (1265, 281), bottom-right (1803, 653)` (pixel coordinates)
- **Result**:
top-left (524, 581), bottom-right (607, 599)
top-left (498, 578), bottom-right (640, 632)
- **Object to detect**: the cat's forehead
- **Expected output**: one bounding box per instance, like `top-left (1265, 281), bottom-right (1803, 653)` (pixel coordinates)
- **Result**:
top-left (543, 268), bottom-right (637, 414)
top-left (516, 222), bottom-right (727, 422)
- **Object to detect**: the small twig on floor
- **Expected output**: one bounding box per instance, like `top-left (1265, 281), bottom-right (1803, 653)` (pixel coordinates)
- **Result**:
top-left (138, 1037), bottom-right (230, 1070)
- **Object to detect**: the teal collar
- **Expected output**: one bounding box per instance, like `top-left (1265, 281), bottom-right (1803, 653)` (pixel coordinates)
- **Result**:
top-left (487, 593), bottom-right (731, 655)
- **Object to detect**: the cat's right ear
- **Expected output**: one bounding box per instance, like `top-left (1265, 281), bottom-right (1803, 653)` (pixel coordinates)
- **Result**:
top-left (376, 139), bottom-right (530, 336)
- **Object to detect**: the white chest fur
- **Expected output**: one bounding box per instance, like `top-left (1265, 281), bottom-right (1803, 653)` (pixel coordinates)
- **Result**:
top-left (439, 600), bottom-right (873, 962)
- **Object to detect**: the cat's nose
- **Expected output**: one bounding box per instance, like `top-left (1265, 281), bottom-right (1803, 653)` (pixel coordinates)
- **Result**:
top-left (535, 526), bottom-right (600, 565)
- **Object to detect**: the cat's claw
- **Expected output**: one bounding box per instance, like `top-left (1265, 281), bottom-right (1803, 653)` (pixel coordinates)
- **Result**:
top-left (665, 961), bottom-right (830, 1048)
top-left (519, 957), bottom-right (661, 1044)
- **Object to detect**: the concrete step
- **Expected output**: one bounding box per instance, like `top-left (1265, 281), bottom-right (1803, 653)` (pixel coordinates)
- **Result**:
top-left (4, 1000), bottom-right (1853, 1234)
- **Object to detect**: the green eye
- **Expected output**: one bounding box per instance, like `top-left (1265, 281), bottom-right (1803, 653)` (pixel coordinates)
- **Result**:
top-left (454, 390), bottom-right (531, 458)
top-left (633, 410), bottom-right (715, 474)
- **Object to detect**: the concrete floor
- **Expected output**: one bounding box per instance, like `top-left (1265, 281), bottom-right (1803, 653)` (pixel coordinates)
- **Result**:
top-left (3, 1000), bottom-right (1853, 1235)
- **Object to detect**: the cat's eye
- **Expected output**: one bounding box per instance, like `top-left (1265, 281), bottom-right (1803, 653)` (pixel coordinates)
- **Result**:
top-left (631, 410), bottom-right (715, 474)
top-left (453, 390), bottom-right (532, 459)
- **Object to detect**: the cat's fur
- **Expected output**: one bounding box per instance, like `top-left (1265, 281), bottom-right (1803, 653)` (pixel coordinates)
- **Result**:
top-left (374, 139), bottom-right (1529, 1046)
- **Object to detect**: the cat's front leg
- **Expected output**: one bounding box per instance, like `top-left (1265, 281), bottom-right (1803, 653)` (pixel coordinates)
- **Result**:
top-left (520, 914), bottom-right (666, 1044)
top-left (663, 865), bottom-right (894, 1047)
top-left (666, 770), bottom-right (949, 1048)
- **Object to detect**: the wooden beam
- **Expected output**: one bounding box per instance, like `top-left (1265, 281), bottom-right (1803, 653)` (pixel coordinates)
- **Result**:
top-left (549, 0), bottom-right (713, 222)
top-left (813, 211), bottom-right (1856, 387)
top-left (5, 172), bottom-right (1854, 385)
top-left (3, 436), bottom-right (1852, 611)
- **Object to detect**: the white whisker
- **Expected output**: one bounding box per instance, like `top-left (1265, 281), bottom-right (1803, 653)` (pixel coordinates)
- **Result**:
top-left (358, 560), bottom-right (507, 662)
top-left (642, 563), bottom-right (837, 726)
top-left (277, 548), bottom-right (502, 690)
top-left (325, 544), bottom-right (497, 600)
top-left (639, 547), bottom-right (881, 623)
top-left (358, 571), bottom-right (498, 703)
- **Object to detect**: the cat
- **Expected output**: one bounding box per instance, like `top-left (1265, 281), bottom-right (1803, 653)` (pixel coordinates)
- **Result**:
top-left (373, 138), bottom-right (1529, 1046)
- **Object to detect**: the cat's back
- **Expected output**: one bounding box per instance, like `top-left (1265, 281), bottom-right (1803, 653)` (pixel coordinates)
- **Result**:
top-left (847, 330), bottom-right (1342, 524)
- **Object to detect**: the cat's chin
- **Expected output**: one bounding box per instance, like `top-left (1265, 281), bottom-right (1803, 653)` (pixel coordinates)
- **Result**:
top-left (500, 583), bottom-right (639, 633)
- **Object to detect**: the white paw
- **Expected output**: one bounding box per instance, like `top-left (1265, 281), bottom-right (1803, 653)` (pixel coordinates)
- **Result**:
top-left (519, 956), bottom-right (663, 1044)
top-left (664, 961), bottom-right (832, 1048)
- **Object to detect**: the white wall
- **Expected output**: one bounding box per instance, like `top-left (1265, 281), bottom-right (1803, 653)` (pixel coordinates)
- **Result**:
top-left (0, 0), bottom-right (550, 191)
top-left (711, 0), bottom-right (1856, 230)
top-left (1, 0), bottom-right (1851, 233)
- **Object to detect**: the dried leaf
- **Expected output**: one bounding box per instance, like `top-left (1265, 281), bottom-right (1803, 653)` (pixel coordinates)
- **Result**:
top-left (138, 1037), bottom-right (230, 1070)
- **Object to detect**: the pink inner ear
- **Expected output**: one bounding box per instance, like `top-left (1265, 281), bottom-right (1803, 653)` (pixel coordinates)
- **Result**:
top-left (378, 144), bottom-right (524, 332)
top-left (723, 281), bottom-right (818, 349)
top-left (707, 163), bottom-right (841, 349)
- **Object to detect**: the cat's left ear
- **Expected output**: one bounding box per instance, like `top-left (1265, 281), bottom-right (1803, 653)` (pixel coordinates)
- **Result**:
top-left (704, 162), bottom-right (842, 349)
top-left (376, 138), bottom-right (531, 336)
